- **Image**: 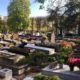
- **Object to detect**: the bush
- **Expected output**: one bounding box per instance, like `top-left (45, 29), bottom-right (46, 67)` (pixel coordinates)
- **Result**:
top-left (50, 76), bottom-right (60, 80)
top-left (34, 75), bottom-right (60, 80)
top-left (28, 50), bottom-right (48, 66)
top-left (48, 56), bottom-right (56, 62)
top-left (60, 46), bottom-right (73, 53)
top-left (59, 46), bottom-right (73, 64)
top-left (34, 75), bottom-right (48, 80)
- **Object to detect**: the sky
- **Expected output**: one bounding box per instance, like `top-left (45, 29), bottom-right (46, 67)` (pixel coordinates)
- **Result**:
top-left (0, 0), bottom-right (48, 17)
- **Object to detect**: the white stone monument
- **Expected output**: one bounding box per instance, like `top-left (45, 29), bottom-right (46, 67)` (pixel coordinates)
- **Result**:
top-left (0, 68), bottom-right (12, 80)
top-left (23, 77), bottom-right (33, 80)
top-left (51, 31), bottom-right (55, 43)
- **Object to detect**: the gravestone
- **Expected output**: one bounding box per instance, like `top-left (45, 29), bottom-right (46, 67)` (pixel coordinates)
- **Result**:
top-left (0, 68), bottom-right (12, 80)
top-left (51, 32), bottom-right (55, 43)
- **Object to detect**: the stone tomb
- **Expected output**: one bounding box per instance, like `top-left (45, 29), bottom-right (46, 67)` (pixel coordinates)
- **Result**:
top-left (25, 44), bottom-right (55, 55)
top-left (0, 50), bottom-right (28, 75)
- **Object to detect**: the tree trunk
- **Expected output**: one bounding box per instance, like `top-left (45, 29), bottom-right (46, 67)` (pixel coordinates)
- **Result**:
top-left (60, 28), bottom-right (63, 39)
top-left (78, 26), bottom-right (80, 35)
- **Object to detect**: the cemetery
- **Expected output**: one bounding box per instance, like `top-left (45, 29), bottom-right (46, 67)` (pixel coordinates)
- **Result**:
top-left (0, 0), bottom-right (80, 80)
top-left (0, 32), bottom-right (80, 80)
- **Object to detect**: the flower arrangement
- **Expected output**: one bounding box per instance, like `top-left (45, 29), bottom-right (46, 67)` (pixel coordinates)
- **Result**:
top-left (59, 41), bottom-right (73, 64)
top-left (60, 40), bottom-right (72, 48)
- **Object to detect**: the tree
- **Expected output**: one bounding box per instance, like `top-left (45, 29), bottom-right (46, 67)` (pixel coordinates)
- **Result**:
top-left (0, 17), bottom-right (2, 28)
top-left (36, 0), bottom-right (80, 36)
top-left (36, 0), bottom-right (67, 38)
top-left (64, 0), bottom-right (80, 34)
top-left (8, 0), bottom-right (30, 32)
top-left (0, 17), bottom-right (7, 33)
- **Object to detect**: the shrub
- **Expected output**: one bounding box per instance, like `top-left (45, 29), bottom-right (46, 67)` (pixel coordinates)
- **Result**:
top-left (34, 75), bottom-right (60, 80)
top-left (48, 56), bottom-right (56, 62)
top-left (34, 75), bottom-right (49, 80)
top-left (61, 47), bottom-right (73, 53)
top-left (50, 76), bottom-right (60, 80)
top-left (28, 50), bottom-right (48, 66)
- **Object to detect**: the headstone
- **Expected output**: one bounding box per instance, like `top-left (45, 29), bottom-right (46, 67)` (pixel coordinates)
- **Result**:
top-left (0, 68), bottom-right (12, 80)
top-left (51, 32), bottom-right (55, 43)
top-left (23, 77), bottom-right (33, 80)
